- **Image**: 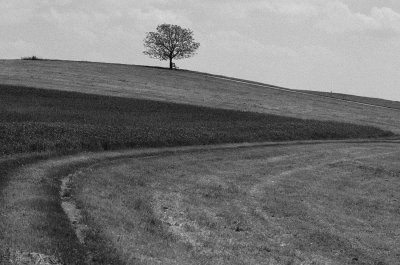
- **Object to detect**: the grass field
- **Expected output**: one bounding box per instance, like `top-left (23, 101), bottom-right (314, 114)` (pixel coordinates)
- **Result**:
top-left (69, 142), bottom-right (400, 264)
top-left (1, 60), bottom-right (400, 265)
top-left (300, 90), bottom-right (400, 111)
top-left (2, 141), bottom-right (400, 265)
top-left (0, 84), bottom-right (392, 156)
top-left (1, 60), bottom-right (400, 134)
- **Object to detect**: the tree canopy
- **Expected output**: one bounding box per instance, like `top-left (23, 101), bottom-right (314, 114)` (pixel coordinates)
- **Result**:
top-left (143, 24), bottom-right (200, 69)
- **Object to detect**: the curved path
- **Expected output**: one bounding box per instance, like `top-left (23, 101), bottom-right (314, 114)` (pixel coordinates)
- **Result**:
top-left (1, 139), bottom-right (400, 264)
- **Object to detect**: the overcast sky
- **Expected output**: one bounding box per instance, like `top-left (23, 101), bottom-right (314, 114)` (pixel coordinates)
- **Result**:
top-left (1, 0), bottom-right (400, 100)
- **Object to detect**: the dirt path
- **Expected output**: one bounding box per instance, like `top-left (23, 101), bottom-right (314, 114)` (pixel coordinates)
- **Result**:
top-left (1, 139), bottom-right (400, 264)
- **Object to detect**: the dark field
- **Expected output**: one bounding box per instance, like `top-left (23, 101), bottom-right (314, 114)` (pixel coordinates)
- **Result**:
top-left (0, 85), bottom-right (394, 156)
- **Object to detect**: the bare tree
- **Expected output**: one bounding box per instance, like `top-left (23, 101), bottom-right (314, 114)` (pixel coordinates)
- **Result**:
top-left (143, 24), bottom-right (200, 69)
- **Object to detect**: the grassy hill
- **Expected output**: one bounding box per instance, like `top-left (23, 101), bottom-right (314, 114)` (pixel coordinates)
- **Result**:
top-left (1, 60), bottom-right (399, 265)
top-left (1, 59), bottom-right (400, 134)
top-left (0, 84), bottom-right (392, 156)
top-left (301, 90), bottom-right (400, 110)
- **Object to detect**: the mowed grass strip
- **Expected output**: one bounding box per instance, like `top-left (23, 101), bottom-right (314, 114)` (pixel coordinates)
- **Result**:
top-left (302, 90), bottom-right (400, 110)
top-left (0, 84), bottom-right (394, 156)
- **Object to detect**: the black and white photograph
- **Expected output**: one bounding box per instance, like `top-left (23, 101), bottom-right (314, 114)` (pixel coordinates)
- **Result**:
top-left (0, 1), bottom-right (399, 264)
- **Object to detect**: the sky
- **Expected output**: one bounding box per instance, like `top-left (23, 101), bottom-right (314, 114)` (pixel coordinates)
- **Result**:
top-left (1, 0), bottom-right (400, 101)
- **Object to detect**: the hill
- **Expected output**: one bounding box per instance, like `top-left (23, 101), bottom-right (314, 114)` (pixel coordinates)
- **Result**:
top-left (1, 59), bottom-right (400, 134)
top-left (1, 60), bottom-right (399, 265)
top-left (0, 84), bottom-right (392, 156)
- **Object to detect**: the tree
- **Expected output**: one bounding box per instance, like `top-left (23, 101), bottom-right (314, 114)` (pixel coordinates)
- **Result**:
top-left (143, 24), bottom-right (200, 69)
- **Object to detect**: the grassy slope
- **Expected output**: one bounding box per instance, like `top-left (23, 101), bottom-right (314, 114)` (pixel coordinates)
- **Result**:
top-left (193, 71), bottom-right (400, 110)
top-left (0, 84), bottom-right (392, 156)
top-left (74, 142), bottom-right (400, 265)
top-left (1, 60), bottom-right (400, 265)
top-left (1, 60), bottom-right (400, 134)
top-left (301, 90), bottom-right (400, 110)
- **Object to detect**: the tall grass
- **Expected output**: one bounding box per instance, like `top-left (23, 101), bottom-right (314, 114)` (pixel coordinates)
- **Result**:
top-left (0, 84), bottom-right (394, 156)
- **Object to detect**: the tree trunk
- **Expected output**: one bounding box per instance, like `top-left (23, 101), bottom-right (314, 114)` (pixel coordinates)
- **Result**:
top-left (169, 58), bottom-right (173, 70)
